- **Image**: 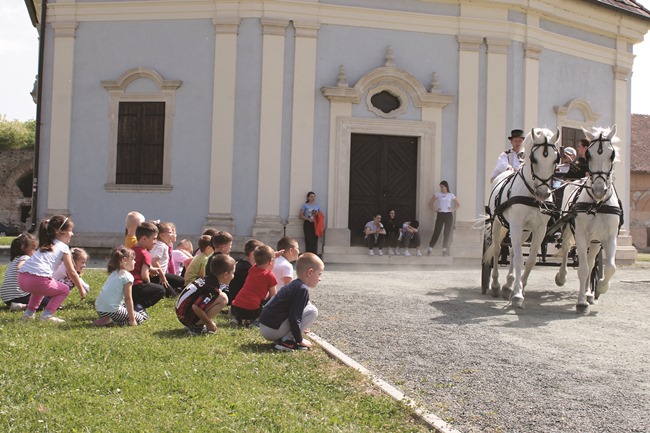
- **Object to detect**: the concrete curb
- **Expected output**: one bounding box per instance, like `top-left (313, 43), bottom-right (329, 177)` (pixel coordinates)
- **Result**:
top-left (309, 332), bottom-right (462, 433)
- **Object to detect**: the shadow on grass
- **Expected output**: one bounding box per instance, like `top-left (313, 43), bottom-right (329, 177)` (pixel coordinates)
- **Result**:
top-left (240, 340), bottom-right (283, 353)
top-left (153, 328), bottom-right (195, 339)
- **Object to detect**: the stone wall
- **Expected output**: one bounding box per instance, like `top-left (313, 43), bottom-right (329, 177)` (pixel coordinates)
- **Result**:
top-left (631, 171), bottom-right (650, 252)
top-left (0, 149), bottom-right (34, 229)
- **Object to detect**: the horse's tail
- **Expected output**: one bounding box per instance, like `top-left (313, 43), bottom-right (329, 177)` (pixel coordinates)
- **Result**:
top-left (482, 235), bottom-right (495, 265)
top-left (480, 215), bottom-right (494, 265)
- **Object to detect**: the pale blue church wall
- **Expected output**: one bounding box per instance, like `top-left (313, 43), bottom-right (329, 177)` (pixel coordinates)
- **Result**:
top-left (537, 50), bottom-right (615, 128)
top-left (67, 19), bottom-right (216, 235)
top-left (314, 24), bottom-right (460, 210)
top-left (35, 25), bottom-right (55, 223)
top-left (231, 18), bottom-right (263, 236)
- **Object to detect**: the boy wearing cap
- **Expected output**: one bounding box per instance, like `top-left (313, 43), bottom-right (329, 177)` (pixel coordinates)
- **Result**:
top-left (491, 129), bottom-right (525, 182)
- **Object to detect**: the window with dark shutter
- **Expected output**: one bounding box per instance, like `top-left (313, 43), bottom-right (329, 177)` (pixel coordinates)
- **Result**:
top-left (116, 102), bottom-right (165, 185)
top-left (561, 126), bottom-right (584, 149)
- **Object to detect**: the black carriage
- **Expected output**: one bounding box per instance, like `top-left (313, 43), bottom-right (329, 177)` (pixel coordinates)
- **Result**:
top-left (480, 208), bottom-right (603, 297)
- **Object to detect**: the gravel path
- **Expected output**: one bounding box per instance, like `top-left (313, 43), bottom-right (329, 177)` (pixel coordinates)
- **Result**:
top-left (310, 263), bottom-right (650, 433)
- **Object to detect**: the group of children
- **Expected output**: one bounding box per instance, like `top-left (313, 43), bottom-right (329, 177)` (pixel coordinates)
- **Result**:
top-left (1, 211), bottom-right (323, 351)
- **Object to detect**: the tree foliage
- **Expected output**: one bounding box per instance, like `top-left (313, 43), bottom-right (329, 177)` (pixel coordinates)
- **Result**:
top-left (0, 115), bottom-right (36, 150)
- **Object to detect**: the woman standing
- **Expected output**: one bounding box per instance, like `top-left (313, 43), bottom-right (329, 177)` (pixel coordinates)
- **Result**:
top-left (299, 191), bottom-right (320, 254)
top-left (427, 181), bottom-right (460, 256)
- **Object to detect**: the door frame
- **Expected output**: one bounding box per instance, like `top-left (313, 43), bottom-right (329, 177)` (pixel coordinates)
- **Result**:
top-left (325, 117), bottom-right (438, 247)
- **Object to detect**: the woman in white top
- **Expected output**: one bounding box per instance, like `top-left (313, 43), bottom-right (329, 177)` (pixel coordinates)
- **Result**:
top-left (427, 181), bottom-right (461, 256)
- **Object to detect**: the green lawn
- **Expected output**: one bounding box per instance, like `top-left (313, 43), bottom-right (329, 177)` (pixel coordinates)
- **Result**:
top-left (0, 267), bottom-right (429, 433)
top-left (0, 236), bottom-right (16, 246)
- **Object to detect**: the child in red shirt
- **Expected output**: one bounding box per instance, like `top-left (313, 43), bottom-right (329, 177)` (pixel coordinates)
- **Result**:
top-left (230, 245), bottom-right (278, 325)
top-left (130, 222), bottom-right (165, 315)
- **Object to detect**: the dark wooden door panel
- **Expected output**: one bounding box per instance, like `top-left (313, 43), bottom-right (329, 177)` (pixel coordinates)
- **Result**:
top-left (349, 134), bottom-right (417, 246)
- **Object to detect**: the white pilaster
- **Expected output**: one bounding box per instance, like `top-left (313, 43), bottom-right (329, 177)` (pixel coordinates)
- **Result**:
top-left (613, 61), bottom-right (636, 263)
top-left (205, 18), bottom-right (240, 233)
top-left (253, 19), bottom-right (288, 238)
top-left (484, 38), bottom-right (509, 200)
top-left (46, 20), bottom-right (77, 216)
top-left (287, 21), bottom-right (320, 237)
top-left (523, 43), bottom-right (542, 130)
top-left (456, 35), bottom-right (481, 222)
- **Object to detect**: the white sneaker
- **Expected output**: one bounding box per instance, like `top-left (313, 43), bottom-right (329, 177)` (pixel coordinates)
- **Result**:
top-left (10, 302), bottom-right (27, 312)
top-left (378, 249), bottom-right (383, 256)
top-left (416, 249), bottom-right (422, 256)
top-left (40, 315), bottom-right (65, 323)
top-left (368, 249), bottom-right (374, 256)
top-left (403, 250), bottom-right (411, 256)
top-left (427, 247), bottom-right (433, 256)
top-left (388, 248), bottom-right (395, 255)
top-left (395, 248), bottom-right (400, 255)
top-left (22, 313), bottom-right (35, 321)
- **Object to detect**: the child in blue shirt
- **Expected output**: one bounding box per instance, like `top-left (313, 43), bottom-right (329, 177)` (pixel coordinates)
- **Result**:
top-left (259, 253), bottom-right (323, 351)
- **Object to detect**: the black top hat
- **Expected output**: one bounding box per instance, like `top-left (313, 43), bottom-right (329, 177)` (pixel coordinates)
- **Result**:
top-left (508, 129), bottom-right (524, 140)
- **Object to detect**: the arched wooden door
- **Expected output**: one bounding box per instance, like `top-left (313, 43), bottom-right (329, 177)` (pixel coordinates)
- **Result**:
top-left (349, 133), bottom-right (418, 246)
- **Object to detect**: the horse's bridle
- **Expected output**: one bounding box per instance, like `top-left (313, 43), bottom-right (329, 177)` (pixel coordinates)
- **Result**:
top-left (585, 133), bottom-right (616, 200)
top-left (520, 130), bottom-right (560, 197)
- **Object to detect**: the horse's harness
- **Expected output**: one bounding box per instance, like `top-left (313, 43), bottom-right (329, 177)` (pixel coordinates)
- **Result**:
top-left (561, 134), bottom-right (623, 233)
top-left (488, 135), bottom-right (560, 230)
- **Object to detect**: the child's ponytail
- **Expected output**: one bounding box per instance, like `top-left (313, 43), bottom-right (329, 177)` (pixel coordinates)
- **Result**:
top-left (107, 246), bottom-right (134, 273)
top-left (38, 215), bottom-right (73, 252)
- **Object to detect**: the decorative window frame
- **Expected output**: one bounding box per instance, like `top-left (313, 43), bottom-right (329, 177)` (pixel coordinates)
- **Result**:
top-left (554, 98), bottom-right (599, 130)
top-left (366, 84), bottom-right (408, 118)
top-left (101, 67), bottom-right (182, 192)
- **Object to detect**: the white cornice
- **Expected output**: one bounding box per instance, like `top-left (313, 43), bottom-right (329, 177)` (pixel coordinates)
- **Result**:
top-left (47, 0), bottom-right (648, 67)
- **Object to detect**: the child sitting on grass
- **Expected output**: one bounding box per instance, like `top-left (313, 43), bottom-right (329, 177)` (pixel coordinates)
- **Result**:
top-left (272, 236), bottom-right (300, 287)
top-left (259, 252), bottom-right (323, 351)
top-left (184, 235), bottom-right (213, 285)
top-left (230, 245), bottom-right (278, 326)
top-left (175, 254), bottom-right (234, 335)
top-left (150, 222), bottom-right (184, 297)
top-left (94, 247), bottom-right (148, 327)
top-left (203, 231), bottom-right (233, 300)
top-left (228, 238), bottom-right (263, 304)
top-left (52, 247), bottom-right (91, 294)
top-left (1, 233), bottom-right (38, 311)
top-left (130, 222), bottom-right (165, 315)
top-left (172, 239), bottom-right (194, 276)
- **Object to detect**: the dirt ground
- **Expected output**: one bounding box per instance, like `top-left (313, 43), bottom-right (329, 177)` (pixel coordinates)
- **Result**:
top-left (310, 262), bottom-right (650, 433)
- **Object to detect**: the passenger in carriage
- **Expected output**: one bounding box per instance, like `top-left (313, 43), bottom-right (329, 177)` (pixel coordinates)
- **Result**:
top-left (565, 138), bottom-right (590, 180)
top-left (490, 129), bottom-right (525, 182)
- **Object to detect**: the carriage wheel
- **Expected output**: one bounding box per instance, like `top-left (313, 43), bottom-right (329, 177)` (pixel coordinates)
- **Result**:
top-left (590, 247), bottom-right (604, 299)
top-left (481, 221), bottom-right (492, 295)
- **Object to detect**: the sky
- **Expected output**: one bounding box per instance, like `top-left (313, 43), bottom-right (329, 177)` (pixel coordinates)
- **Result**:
top-left (1, 0), bottom-right (650, 121)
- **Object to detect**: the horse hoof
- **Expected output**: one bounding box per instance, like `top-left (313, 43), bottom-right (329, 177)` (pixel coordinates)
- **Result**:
top-left (596, 281), bottom-right (609, 297)
top-left (501, 286), bottom-right (513, 301)
top-left (554, 274), bottom-right (565, 287)
top-left (575, 303), bottom-right (590, 314)
top-left (490, 286), bottom-right (501, 298)
top-left (512, 297), bottom-right (524, 309)
top-left (586, 294), bottom-right (595, 305)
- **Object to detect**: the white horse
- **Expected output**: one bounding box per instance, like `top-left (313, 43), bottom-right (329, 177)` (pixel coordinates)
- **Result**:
top-left (555, 125), bottom-right (621, 314)
top-left (483, 128), bottom-right (561, 308)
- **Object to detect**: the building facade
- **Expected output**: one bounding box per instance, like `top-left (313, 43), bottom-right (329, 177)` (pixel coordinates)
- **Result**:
top-left (25, 0), bottom-right (650, 261)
